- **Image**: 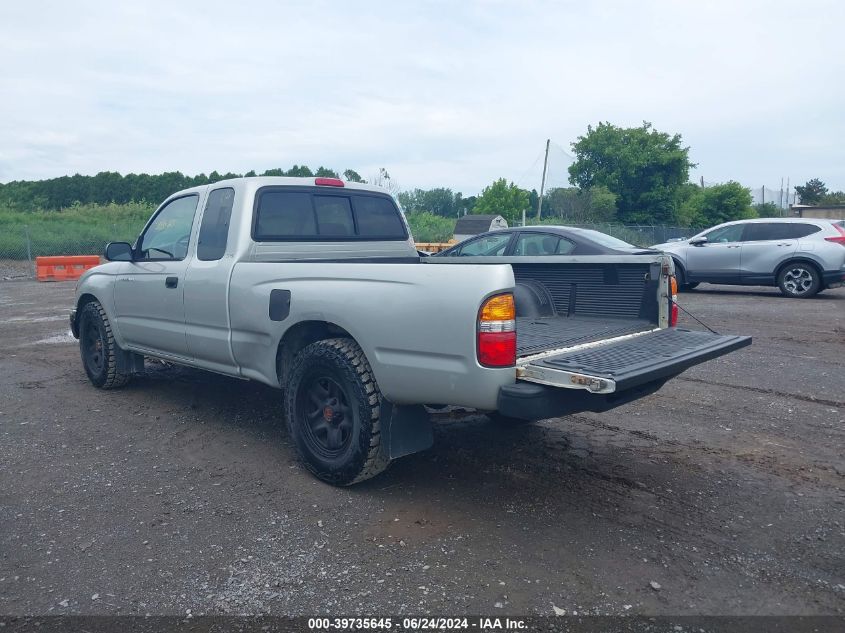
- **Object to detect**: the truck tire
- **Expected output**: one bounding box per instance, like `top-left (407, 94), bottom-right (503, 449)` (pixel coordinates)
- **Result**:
top-left (284, 338), bottom-right (389, 486)
top-left (78, 301), bottom-right (132, 389)
top-left (778, 263), bottom-right (821, 298)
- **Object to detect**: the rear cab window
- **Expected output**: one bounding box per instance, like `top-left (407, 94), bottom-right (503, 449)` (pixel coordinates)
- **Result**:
top-left (253, 188), bottom-right (408, 241)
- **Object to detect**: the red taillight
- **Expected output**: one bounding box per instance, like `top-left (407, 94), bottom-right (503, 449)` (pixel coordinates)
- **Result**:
top-left (477, 294), bottom-right (516, 367)
top-left (315, 177), bottom-right (344, 187)
top-left (668, 275), bottom-right (679, 327)
top-left (477, 332), bottom-right (517, 367)
top-left (825, 223), bottom-right (845, 246)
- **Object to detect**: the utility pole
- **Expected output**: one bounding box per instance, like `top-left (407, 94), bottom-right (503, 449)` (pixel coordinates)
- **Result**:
top-left (700, 176), bottom-right (704, 188)
top-left (537, 138), bottom-right (550, 220)
top-left (779, 177), bottom-right (784, 209)
top-left (786, 177), bottom-right (790, 208)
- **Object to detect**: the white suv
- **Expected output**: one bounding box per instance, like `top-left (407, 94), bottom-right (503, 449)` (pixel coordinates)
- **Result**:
top-left (653, 218), bottom-right (845, 298)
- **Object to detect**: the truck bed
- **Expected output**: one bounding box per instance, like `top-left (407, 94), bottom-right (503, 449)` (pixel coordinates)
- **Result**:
top-left (510, 259), bottom-right (661, 357)
top-left (516, 315), bottom-right (654, 357)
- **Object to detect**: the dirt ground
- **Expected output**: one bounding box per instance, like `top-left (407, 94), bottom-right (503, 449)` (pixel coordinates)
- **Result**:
top-left (0, 280), bottom-right (842, 616)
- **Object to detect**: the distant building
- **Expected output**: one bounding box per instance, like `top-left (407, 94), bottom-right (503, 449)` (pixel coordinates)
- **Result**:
top-left (791, 204), bottom-right (845, 220)
top-left (453, 214), bottom-right (508, 242)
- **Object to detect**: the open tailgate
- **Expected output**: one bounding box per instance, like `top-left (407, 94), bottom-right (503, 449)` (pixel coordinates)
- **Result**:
top-left (517, 328), bottom-right (751, 394)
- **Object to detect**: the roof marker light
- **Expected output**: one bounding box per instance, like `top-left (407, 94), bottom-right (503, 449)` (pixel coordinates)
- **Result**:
top-left (315, 177), bottom-right (345, 187)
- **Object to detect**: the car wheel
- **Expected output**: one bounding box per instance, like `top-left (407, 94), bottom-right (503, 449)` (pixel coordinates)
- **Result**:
top-left (673, 261), bottom-right (695, 291)
top-left (284, 338), bottom-right (389, 485)
top-left (78, 301), bottom-right (132, 389)
top-left (778, 263), bottom-right (821, 298)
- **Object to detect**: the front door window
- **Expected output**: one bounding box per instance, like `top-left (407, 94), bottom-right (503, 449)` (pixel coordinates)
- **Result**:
top-left (139, 195), bottom-right (199, 260)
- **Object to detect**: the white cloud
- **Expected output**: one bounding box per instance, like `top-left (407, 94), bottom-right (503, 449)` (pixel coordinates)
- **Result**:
top-left (0, 0), bottom-right (842, 193)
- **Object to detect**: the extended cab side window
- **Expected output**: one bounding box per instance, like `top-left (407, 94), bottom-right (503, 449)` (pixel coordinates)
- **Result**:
top-left (197, 188), bottom-right (235, 261)
top-left (139, 195), bottom-right (199, 260)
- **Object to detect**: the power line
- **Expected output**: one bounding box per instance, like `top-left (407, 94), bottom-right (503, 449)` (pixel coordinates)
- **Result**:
top-left (513, 148), bottom-right (545, 190)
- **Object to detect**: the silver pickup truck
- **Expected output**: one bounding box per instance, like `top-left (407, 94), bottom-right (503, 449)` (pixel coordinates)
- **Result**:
top-left (71, 176), bottom-right (750, 485)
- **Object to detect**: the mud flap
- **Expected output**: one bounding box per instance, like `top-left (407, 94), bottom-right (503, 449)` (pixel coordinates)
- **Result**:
top-left (379, 401), bottom-right (433, 460)
top-left (115, 348), bottom-right (145, 375)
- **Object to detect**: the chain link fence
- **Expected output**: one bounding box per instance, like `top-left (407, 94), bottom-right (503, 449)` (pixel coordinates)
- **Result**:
top-left (520, 222), bottom-right (699, 247)
top-left (0, 222), bottom-right (141, 280)
top-left (564, 223), bottom-right (698, 247)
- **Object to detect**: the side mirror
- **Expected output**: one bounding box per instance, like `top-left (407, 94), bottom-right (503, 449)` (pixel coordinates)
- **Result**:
top-left (689, 236), bottom-right (708, 246)
top-left (104, 241), bottom-right (134, 261)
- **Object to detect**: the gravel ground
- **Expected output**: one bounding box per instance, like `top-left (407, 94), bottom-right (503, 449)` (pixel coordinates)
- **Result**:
top-left (0, 280), bottom-right (842, 616)
top-left (0, 260), bottom-right (34, 281)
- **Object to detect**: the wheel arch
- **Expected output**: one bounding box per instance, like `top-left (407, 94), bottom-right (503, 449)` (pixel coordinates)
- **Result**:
top-left (72, 292), bottom-right (100, 336)
top-left (276, 320), bottom-right (356, 388)
top-left (670, 257), bottom-right (687, 284)
top-left (774, 257), bottom-right (823, 282)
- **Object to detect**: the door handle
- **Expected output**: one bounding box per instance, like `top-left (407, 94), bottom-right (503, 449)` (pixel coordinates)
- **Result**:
top-left (727, 245), bottom-right (741, 248)
top-left (165, 276), bottom-right (178, 288)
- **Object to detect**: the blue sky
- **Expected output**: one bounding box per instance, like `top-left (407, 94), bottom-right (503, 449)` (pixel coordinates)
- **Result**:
top-left (1, 0), bottom-right (843, 195)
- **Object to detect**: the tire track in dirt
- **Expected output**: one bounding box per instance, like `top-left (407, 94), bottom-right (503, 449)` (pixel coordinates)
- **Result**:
top-left (676, 376), bottom-right (844, 408)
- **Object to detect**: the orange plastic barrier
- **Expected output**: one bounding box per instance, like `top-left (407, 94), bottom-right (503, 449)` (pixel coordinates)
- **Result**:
top-left (36, 255), bottom-right (100, 282)
top-left (415, 241), bottom-right (456, 254)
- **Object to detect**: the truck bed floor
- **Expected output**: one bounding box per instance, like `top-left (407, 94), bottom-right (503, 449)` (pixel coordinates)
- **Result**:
top-left (516, 316), bottom-right (654, 357)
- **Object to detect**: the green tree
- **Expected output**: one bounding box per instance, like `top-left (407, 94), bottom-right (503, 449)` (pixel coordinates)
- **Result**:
top-left (542, 186), bottom-right (617, 223)
top-left (752, 202), bottom-right (782, 218)
top-left (456, 194), bottom-right (476, 216)
top-left (819, 190), bottom-right (845, 205)
top-left (795, 178), bottom-right (827, 205)
top-left (472, 178), bottom-right (530, 224)
top-left (528, 189), bottom-right (539, 215)
top-left (343, 169), bottom-right (365, 183)
top-left (285, 165), bottom-right (314, 177)
top-left (680, 181), bottom-right (755, 226)
top-left (314, 166), bottom-right (339, 178)
top-left (404, 211), bottom-right (455, 242)
top-left (397, 188), bottom-right (460, 217)
top-left (568, 121), bottom-right (694, 224)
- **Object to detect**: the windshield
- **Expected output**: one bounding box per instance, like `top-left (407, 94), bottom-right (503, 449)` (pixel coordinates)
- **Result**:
top-left (571, 228), bottom-right (637, 249)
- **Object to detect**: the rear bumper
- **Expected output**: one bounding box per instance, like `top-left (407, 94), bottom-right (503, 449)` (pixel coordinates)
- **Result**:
top-left (497, 379), bottom-right (668, 421)
top-left (822, 270), bottom-right (845, 288)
